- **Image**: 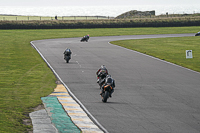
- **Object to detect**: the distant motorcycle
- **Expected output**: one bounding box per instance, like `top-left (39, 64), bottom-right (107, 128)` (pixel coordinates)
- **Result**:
top-left (81, 35), bottom-right (89, 42)
top-left (195, 32), bottom-right (200, 36)
top-left (101, 85), bottom-right (113, 103)
top-left (63, 48), bottom-right (72, 63)
top-left (100, 75), bottom-right (115, 103)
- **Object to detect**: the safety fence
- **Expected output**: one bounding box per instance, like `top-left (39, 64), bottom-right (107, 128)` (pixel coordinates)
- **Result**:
top-left (0, 16), bottom-right (113, 21)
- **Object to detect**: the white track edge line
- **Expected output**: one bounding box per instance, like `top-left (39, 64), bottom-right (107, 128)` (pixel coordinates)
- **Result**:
top-left (108, 41), bottom-right (200, 75)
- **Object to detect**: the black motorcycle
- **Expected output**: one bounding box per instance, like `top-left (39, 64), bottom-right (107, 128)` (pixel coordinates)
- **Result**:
top-left (64, 49), bottom-right (72, 63)
top-left (195, 32), bottom-right (200, 36)
top-left (101, 85), bottom-right (113, 103)
top-left (64, 54), bottom-right (71, 63)
top-left (81, 35), bottom-right (89, 42)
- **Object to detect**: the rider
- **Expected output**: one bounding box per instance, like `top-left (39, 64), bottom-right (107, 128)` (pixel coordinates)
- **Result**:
top-left (85, 34), bottom-right (89, 41)
top-left (100, 75), bottom-right (115, 97)
top-left (85, 34), bottom-right (89, 38)
top-left (96, 65), bottom-right (108, 83)
top-left (63, 48), bottom-right (72, 59)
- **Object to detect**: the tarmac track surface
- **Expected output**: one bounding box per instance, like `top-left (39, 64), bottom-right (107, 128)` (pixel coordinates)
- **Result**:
top-left (32, 34), bottom-right (200, 133)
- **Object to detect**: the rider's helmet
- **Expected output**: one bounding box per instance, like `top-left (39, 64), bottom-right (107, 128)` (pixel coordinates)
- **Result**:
top-left (66, 48), bottom-right (70, 52)
top-left (106, 75), bottom-right (113, 85)
top-left (101, 65), bottom-right (106, 69)
top-left (100, 65), bottom-right (108, 75)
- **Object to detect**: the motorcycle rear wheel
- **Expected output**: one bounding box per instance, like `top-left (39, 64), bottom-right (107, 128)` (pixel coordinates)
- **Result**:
top-left (102, 91), bottom-right (109, 103)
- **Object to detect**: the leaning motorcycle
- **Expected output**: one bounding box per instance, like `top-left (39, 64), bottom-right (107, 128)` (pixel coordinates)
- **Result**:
top-left (81, 35), bottom-right (89, 42)
top-left (101, 85), bottom-right (112, 103)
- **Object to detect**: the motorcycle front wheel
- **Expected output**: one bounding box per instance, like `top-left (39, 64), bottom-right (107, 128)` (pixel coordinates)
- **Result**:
top-left (102, 91), bottom-right (109, 103)
top-left (66, 56), bottom-right (70, 63)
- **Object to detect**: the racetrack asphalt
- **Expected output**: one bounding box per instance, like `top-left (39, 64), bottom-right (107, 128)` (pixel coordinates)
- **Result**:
top-left (32, 33), bottom-right (200, 133)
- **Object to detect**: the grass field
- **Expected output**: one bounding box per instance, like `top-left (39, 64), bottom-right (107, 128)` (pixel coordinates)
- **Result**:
top-left (111, 37), bottom-right (200, 72)
top-left (0, 27), bottom-right (200, 132)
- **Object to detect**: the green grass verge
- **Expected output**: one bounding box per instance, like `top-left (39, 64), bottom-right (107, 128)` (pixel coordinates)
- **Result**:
top-left (1, 16), bottom-right (200, 29)
top-left (111, 37), bottom-right (200, 72)
top-left (0, 26), bottom-right (199, 132)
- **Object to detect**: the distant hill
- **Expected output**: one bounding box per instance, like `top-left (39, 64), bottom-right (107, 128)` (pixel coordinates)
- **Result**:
top-left (115, 10), bottom-right (155, 19)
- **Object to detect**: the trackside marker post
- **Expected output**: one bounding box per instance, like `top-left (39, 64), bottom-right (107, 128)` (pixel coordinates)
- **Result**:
top-left (186, 50), bottom-right (193, 59)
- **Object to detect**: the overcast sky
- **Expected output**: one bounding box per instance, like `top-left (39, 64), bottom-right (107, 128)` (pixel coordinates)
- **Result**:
top-left (1, 0), bottom-right (199, 6)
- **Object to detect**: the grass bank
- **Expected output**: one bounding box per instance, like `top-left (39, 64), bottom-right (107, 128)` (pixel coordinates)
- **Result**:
top-left (111, 37), bottom-right (200, 72)
top-left (1, 16), bottom-right (200, 29)
top-left (0, 27), bottom-right (199, 132)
